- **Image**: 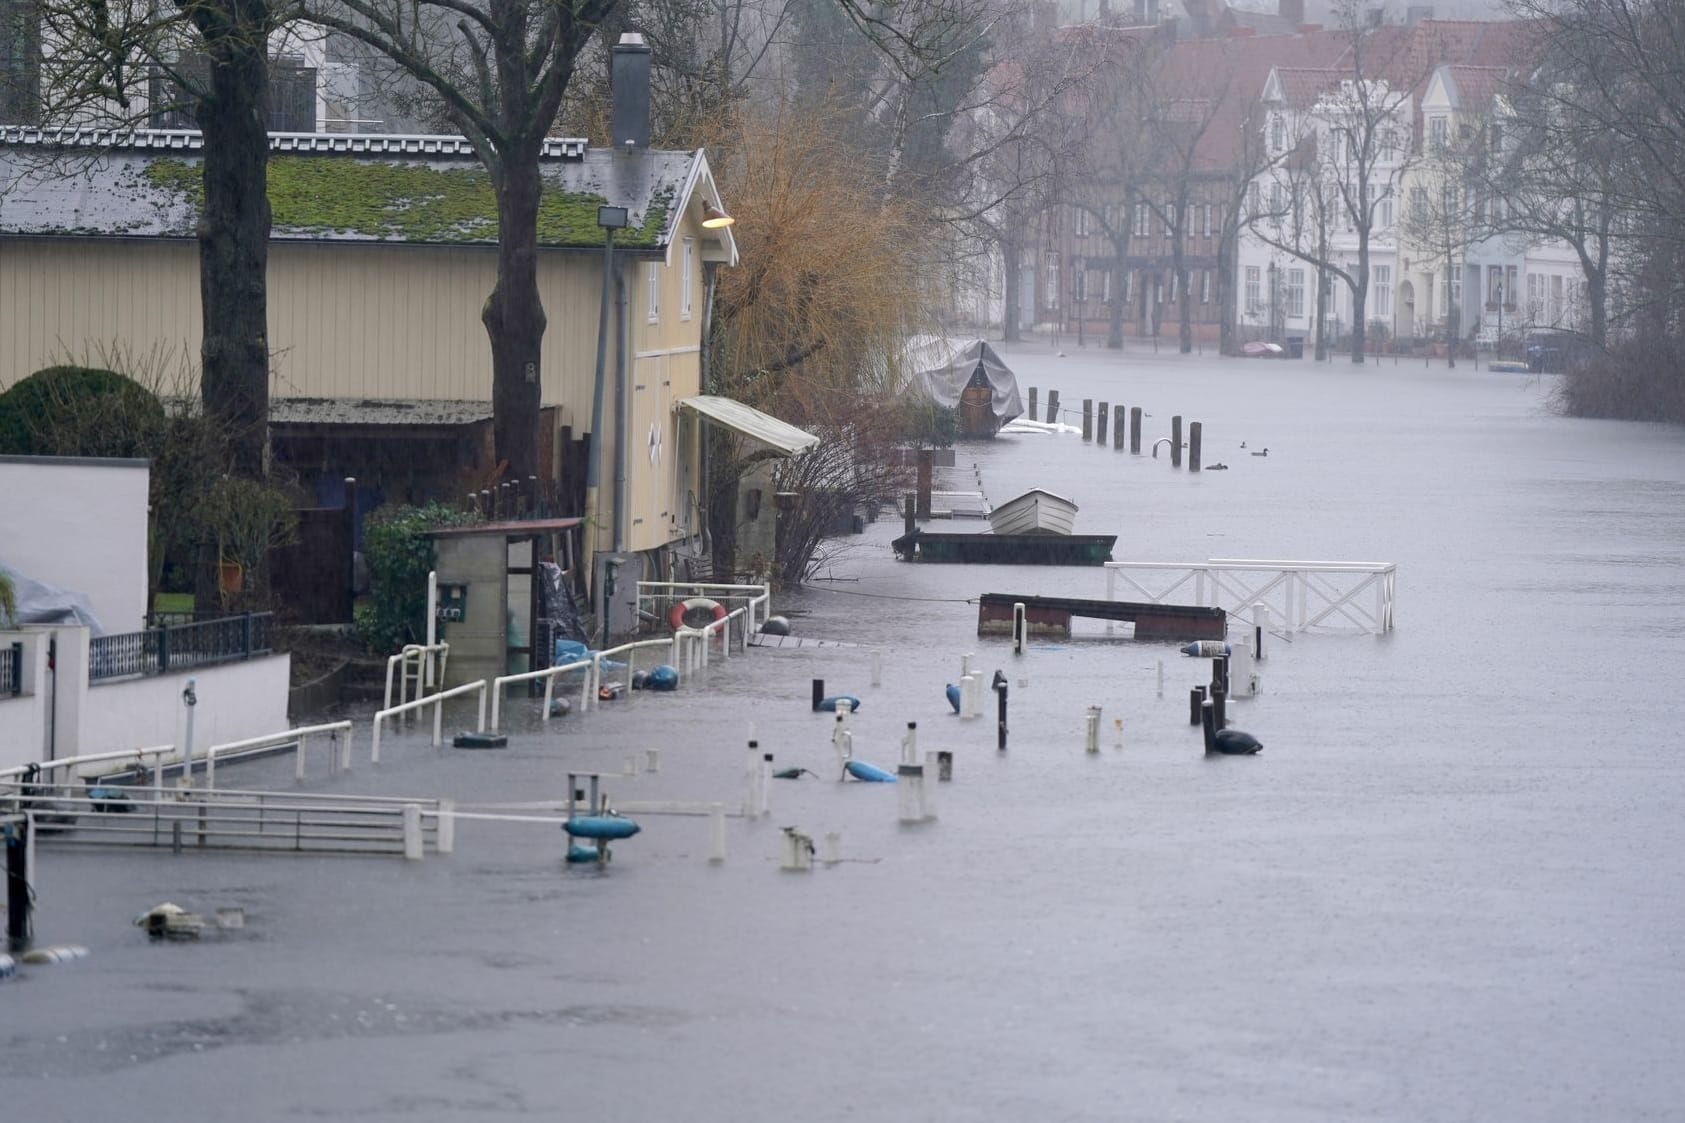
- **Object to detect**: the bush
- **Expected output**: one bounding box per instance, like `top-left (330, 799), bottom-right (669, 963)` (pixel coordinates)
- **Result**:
top-left (354, 502), bottom-right (479, 654)
top-left (0, 365), bottom-right (166, 457)
top-left (1554, 335), bottom-right (1685, 423)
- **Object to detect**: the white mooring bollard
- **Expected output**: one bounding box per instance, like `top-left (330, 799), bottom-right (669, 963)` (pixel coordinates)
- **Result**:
top-left (758, 752), bottom-right (774, 818)
top-left (960, 673), bottom-right (980, 719)
top-left (1085, 706), bottom-right (1102, 754)
top-left (897, 764), bottom-right (926, 824)
top-left (708, 803), bottom-right (727, 863)
top-left (1252, 602), bottom-right (1269, 660)
top-left (871, 649), bottom-right (883, 687)
top-left (437, 798), bottom-right (456, 854)
top-left (402, 803), bottom-right (424, 861)
top-left (901, 722), bottom-right (919, 765)
top-left (780, 827), bottom-right (814, 871)
top-left (1229, 634), bottom-right (1258, 696)
top-left (922, 751), bottom-right (941, 820)
top-left (960, 652), bottom-right (973, 679)
top-left (1113, 718), bottom-right (1124, 750)
top-left (745, 741), bottom-right (763, 817)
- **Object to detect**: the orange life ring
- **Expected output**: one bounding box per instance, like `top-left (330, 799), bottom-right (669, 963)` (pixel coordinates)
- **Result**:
top-left (669, 597), bottom-right (728, 631)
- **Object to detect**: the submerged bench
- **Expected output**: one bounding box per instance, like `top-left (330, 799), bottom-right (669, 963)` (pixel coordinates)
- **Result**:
top-left (977, 594), bottom-right (1226, 640)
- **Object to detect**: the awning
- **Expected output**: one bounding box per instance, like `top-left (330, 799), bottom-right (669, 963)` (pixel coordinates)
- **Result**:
top-left (679, 395), bottom-right (819, 457)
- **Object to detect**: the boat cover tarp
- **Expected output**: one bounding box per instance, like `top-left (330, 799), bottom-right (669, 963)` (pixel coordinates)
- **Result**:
top-left (901, 337), bottom-right (1023, 427)
top-left (0, 560), bottom-right (106, 634)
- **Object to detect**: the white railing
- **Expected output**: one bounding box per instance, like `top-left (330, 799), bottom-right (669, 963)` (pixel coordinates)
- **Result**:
top-left (1104, 558), bottom-right (1396, 635)
top-left (203, 720), bottom-right (354, 791)
top-left (370, 679), bottom-right (488, 763)
top-left (586, 638), bottom-right (682, 712)
top-left (490, 657), bottom-right (595, 730)
top-left (636, 581), bottom-right (772, 638)
top-left (384, 642), bottom-right (450, 717)
top-left (0, 743), bottom-right (179, 804)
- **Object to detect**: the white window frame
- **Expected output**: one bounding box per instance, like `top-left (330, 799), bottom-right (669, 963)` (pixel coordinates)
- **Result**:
top-left (1374, 264), bottom-right (1392, 318)
top-left (1245, 265), bottom-right (1261, 312)
top-left (646, 262), bottom-right (660, 323)
top-left (1201, 270), bottom-right (1210, 304)
top-left (1203, 203), bottom-right (1213, 237)
top-left (1286, 267), bottom-right (1305, 318)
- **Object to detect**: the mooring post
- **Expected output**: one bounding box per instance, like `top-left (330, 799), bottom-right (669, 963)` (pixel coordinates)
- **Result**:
top-left (1028, 386), bottom-right (1038, 419)
top-left (5, 817), bottom-right (30, 952)
top-left (1130, 407), bottom-right (1142, 453)
top-left (870, 649), bottom-right (882, 687)
top-left (1046, 389), bottom-right (1060, 424)
top-left (1113, 404), bottom-right (1126, 450)
top-left (897, 764), bottom-right (926, 824)
top-left (1095, 401), bottom-right (1108, 445)
top-left (902, 721), bottom-right (919, 765)
top-left (1012, 602), bottom-right (1027, 654)
top-left (1082, 399), bottom-right (1093, 442)
top-left (812, 679), bottom-right (825, 711)
top-left (1190, 684), bottom-right (1207, 726)
top-left (1171, 416), bottom-right (1183, 468)
top-left (1189, 421), bottom-right (1202, 472)
top-left (993, 670), bottom-right (1009, 750)
top-left (760, 752), bottom-right (775, 817)
top-left (1201, 698), bottom-right (1217, 753)
top-left (1212, 680), bottom-right (1227, 731)
top-left (402, 803), bottom-right (424, 861)
top-left (1085, 706), bottom-right (1102, 753)
top-left (1252, 602), bottom-right (1268, 660)
top-left (708, 802), bottom-right (727, 863)
top-left (916, 450), bottom-right (933, 519)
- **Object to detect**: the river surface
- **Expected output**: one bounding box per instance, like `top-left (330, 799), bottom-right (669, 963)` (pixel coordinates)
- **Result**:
top-left (7, 346), bottom-right (1685, 1122)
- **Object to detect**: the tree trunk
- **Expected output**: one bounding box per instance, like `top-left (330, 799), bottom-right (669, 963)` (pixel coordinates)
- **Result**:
top-left (1216, 227), bottom-right (1235, 356)
top-left (484, 152), bottom-right (547, 481)
top-left (1314, 265), bottom-right (1328, 361)
top-left (1351, 237), bottom-right (1369, 364)
top-left (1002, 238), bottom-right (1022, 342)
top-left (195, 15), bottom-right (271, 479)
top-left (1107, 255), bottom-right (1125, 349)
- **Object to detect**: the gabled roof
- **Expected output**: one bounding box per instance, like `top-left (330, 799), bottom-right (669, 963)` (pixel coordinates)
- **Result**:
top-left (1267, 66), bottom-right (1348, 108)
top-left (0, 128), bottom-right (736, 264)
top-left (1435, 64), bottom-right (1512, 112)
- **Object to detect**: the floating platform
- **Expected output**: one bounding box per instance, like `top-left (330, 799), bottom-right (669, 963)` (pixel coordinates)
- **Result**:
top-left (893, 529), bottom-right (1116, 565)
top-left (978, 593), bottom-right (1225, 640)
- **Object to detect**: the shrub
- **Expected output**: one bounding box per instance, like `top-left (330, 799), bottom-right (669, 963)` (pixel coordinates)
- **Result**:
top-left (353, 502), bottom-right (479, 654)
top-left (0, 365), bottom-right (166, 457)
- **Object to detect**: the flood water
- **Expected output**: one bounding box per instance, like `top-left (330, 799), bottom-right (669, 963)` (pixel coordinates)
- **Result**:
top-left (7, 346), bottom-right (1685, 1122)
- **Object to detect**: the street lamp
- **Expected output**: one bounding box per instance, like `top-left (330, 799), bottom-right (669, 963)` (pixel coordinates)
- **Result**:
top-left (1495, 281), bottom-right (1504, 355)
top-left (586, 204), bottom-right (628, 638)
top-left (700, 201), bottom-right (735, 229)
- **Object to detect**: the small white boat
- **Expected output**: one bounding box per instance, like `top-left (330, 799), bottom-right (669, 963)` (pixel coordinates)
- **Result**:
top-left (988, 488), bottom-right (1078, 536)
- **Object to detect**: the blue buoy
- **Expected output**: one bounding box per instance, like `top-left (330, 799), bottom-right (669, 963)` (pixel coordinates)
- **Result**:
top-left (817, 695), bottom-right (862, 712)
top-left (645, 664), bottom-right (679, 691)
top-left (1181, 641), bottom-right (1231, 657)
top-left (1212, 728), bottom-right (1263, 755)
top-left (945, 683), bottom-right (961, 713)
top-left (565, 844), bottom-right (603, 863)
top-left (563, 815), bottom-right (642, 840)
top-left (843, 759), bottom-right (896, 783)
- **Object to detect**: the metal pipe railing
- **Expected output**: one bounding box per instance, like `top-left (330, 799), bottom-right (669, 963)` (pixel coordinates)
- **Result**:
top-left (203, 720), bottom-right (354, 791)
top-left (370, 679), bottom-right (488, 763)
top-left (489, 658), bottom-right (594, 730)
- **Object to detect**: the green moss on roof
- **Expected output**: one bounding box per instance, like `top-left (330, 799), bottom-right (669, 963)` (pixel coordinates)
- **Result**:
top-left (143, 156), bottom-right (671, 249)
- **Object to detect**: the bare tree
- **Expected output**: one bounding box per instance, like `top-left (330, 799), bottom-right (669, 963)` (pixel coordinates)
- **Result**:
top-left (36, 0), bottom-right (299, 477)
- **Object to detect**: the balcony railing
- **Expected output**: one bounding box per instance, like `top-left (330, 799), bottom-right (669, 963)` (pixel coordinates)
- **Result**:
top-left (90, 613), bottom-right (273, 682)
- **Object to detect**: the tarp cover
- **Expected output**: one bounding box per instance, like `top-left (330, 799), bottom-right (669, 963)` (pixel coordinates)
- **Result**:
top-left (901, 337), bottom-right (1023, 427)
top-left (0, 560), bottom-right (105, 634)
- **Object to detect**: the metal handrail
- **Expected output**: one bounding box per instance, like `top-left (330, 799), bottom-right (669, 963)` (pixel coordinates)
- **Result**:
top-left (489, 658), bottom-right (594, 730)
top-left (370, 679), bottom-right (488, 763)
top-left (203, 720), bottom-right (354, 791)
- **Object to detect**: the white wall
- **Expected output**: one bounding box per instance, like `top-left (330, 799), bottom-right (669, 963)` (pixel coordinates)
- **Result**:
top-left (0, 456), bottom-right (150, 633)
top-left (0, 629), bottom-right (50, 771)
top-left (77, 656), bottom-right (292, 761)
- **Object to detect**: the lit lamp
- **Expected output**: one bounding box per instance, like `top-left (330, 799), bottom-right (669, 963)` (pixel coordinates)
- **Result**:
top-left (701, 201), bottom-right (735, 229)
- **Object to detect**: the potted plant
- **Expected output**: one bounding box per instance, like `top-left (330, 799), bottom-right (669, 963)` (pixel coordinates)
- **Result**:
top-left (200, 477), bottom-right (299, 606)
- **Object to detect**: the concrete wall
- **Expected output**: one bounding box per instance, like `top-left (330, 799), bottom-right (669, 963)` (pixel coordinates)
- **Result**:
top-left (0, 456), bottom-right (150, 633)
top-left (0, 628), bottom-right (51, 771)
top-left (434, 535), bottom-right (508, 689)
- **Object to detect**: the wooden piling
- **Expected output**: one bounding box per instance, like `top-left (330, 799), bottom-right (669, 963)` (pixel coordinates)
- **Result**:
top-left (1096, 402), bottom-right (1109, 446)
top-left (1028, 387), bottom-right (1038, 420)
top-left (1201, 699), bottom-right (1217, 753)
top-left (812, 679), bottom-right (825, 711)
top-left (1189, 421), bottom-right (1202, 472)
top-left (1189, 684), bottom-right (1206, 725)
top-left (1171, 416), bottom-right (1183, 468)
top-left (916, 450), bottom-right (932, 519)
top-left (1130, 407), bottom-right (1142, 453)
top-left (1046, 390), bottom-right (1060, 424)
top-left (1082, 399), bottom-right (1093, 442)
top-left (1113, 405), bottom-right (1126, 449)
top-left (904, 493), bottom-right (916, 537)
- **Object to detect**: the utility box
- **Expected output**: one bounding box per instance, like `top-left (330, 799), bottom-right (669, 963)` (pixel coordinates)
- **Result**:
top-left (593, 551), bottom-right (646, 643)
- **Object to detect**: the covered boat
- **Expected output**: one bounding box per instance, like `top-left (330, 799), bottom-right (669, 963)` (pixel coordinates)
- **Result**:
top-left (988, 488), bottom-right (1078, 536)
top-left (901, 336), bottom-right (1023, 438)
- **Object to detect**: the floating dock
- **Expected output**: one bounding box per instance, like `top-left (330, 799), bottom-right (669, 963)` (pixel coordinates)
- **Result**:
top-left (977, 594), bottom-right (1225, 639)
top-left (894, 530), bottom-right (1116, 566)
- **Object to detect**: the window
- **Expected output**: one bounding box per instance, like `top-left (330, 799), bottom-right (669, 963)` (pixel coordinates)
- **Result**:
top-left (1162, 207), bottom-right (1173, 237)
top-left (1527, 273), bottom-right (1540, 319)
top-left (1074, 260), bottom-right (1087, 302)
top-left (1245, 265), bottom-right (1261, 312)
top-left (1247, 182), bottom-right (1260, 217)
top-left (1380, 128), bottom-right (1396, 161)
top-left (646, 263), bottom-right (660, 323)
top-left (1373, 264), bottom-right (1392, 317)
top-left (1286, 267), bottom-right (1305, 318)
top-left (1550, 274), bottom-right (1563, 323)
top-left (681, 237), bottom-right (695, 320)
top-left (1379, 197), bottom-right (1393, 229)
top-left (1505, 265), bottom-right (1518, 308)
top-left (1442, 184), bottom-right (1457, 215)
top-left (1487, 264), bottom-right (1504, 306)
top-left (1410, 188), bottom-right (1426, 224)
top-left (1430, 116), bottom-right (1448, 151)
top-left (1203, 204), bottom-right (1213, 237)
top-left (1449, 273), bottom-right (1462, 323)
top-left (1271, 115), bottom-right (1285, 151)
top-left (1169, 272), bottom-right (1179, 303)
top-left (1075, 208), bottom-right (1089, 237)
top-left (1134, 203), bottom-right (1149, 237)
top-left (1123, 272), bottom-right (1133, 304)
top-left (1330, 131), bottom-right (1343, 164)
top-left (1271, 182), bottom-right (1284, 213)
top-left (1101, 271), bottom-right (1111, 302)
top-left (1046, 253), bottom-right (1060, 309)
top-left (1489, 122), bottom-right (1503, 154)
top-left (1201, 270), bottom-right (1211, 304)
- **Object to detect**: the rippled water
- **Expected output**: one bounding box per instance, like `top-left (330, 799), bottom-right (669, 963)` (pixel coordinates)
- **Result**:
top-left (7, 347), bottom-right (1685, 1122)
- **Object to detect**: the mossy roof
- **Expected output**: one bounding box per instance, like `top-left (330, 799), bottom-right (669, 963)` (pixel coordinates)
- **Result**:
top-left (0, 137), bottom-right (693, 251)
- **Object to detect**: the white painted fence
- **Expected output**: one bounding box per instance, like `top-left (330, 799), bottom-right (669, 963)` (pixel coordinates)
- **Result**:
top-left (1103, 558), bottom-right (1396, 635)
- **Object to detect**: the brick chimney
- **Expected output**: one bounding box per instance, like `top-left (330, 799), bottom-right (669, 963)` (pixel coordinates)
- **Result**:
top-left (1278, 0), bottom-right (1305, 26)
top-left (610, 33), bottom-right (651, 150)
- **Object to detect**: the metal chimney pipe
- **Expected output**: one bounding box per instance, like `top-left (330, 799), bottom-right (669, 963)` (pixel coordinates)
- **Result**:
top-left (611, 33), bottom-right (651, 150)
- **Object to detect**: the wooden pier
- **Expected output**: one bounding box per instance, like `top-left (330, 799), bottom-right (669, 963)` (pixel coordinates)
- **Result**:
top-left (977, 594), bottom-right (1225, 640)
top-left (893, 530), bottom-right (1116, 565)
